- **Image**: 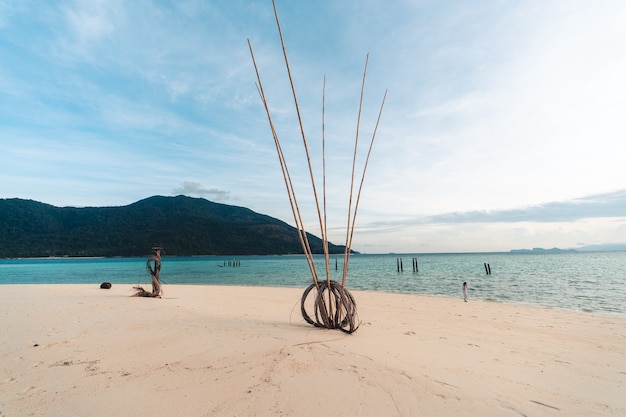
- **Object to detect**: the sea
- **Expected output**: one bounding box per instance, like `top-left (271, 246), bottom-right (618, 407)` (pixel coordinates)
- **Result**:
top-left (1, 251), bottom-right (625, 317)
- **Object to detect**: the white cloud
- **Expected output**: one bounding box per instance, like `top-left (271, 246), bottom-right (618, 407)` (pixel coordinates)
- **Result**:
top-left (173, 181), bottom-right (231, 201)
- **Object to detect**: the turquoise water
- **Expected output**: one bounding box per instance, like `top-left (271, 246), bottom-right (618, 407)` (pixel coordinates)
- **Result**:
top-left (1, 252), bottom-right (625, 317)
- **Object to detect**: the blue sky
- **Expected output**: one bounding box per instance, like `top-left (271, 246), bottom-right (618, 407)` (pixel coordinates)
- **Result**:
top-left (1, 0), bottom-right (625, 253)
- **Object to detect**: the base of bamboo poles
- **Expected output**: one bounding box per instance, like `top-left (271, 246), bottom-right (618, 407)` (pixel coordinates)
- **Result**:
top-left (300, 280), bottom-right (360, 334)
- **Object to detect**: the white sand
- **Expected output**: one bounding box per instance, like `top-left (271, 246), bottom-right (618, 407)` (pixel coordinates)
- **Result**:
top-left (1, 284), bottom-right (624, 417)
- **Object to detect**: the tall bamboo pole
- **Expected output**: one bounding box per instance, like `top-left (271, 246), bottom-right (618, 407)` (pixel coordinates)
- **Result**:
top-left (342, 55), bottom-right (369, 287)
top-left (322, 75), bottom-right (332, 317)
top-left (248, 40), bottom-right (320, 286)
top-left (271, 0), bottom-right (327, 264)
top-left (342, 89), bottom-right (387, 286)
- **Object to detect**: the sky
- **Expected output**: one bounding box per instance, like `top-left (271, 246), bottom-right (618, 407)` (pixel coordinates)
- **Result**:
top-left (1, 0), bottom-right (625, 254)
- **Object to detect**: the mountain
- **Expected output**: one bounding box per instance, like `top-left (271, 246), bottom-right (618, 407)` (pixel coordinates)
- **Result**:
top-left (0, 196), bottom-right (348, 258)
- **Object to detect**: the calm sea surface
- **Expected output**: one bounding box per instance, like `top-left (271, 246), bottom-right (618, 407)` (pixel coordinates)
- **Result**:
top-left (1, 252), bottom-right (625, 317)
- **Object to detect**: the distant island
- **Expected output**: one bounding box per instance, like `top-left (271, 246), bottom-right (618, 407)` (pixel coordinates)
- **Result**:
top-left (509, 247), bottom-right (578, 253)
top-left (511, 244), bottom-right (626, 253)
top-left (0, 195), bottom-right (349, 258)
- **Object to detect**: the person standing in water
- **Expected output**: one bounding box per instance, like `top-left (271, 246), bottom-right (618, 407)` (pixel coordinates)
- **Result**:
top-left (463, 282), bottom-right (468, 302)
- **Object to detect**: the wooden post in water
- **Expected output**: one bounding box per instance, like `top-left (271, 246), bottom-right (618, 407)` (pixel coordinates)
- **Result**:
top-left (412, 257), bottom-right (418, 273)
top-left (484, 262), bottom-right (492, 275)
top-left (397, 257), bottom-right (404, 272)
top-left (396, 258), bottom-right (404, 272)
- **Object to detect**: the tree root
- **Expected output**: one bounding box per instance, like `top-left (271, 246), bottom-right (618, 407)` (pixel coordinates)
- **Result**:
top-left (131, 286), bottom-right (162, 298)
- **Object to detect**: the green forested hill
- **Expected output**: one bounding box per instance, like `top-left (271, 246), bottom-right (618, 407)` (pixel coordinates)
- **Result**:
top-left (0, 195), bottom-right (347, 258)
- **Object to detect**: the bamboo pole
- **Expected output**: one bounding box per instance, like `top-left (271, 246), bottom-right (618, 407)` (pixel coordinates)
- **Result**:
top-left (271, 0), bottom-right (327, 267)
top-left (342, 55), bottom-right (369, 288)
top-left (341, 89), bottom-right (387, 286)
top-left (248, 40), bottom-right (320, 286)
top-left (322, 75), bottom-right (333, 318)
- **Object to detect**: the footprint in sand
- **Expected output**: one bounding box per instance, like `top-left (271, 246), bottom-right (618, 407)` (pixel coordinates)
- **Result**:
top-left (21, 386), bottom-right (36, 394)
top-left (3, 377), bottom-right (17, 384)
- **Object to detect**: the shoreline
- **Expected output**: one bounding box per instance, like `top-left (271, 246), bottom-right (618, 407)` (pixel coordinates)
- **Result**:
top-left (3, 251), bottom-right (625, 318)
top-left (1, 284), bottom-right (625, 416)
top-left (2, 281), bottom-right (625, 320)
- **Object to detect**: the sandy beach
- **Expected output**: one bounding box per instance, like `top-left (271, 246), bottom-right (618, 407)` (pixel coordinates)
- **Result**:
top-left (1, 284), bottom-right (624, 417)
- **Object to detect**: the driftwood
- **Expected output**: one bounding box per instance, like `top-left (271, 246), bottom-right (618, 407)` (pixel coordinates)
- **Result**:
top-left (249, 0), bottom-right (386, 333)
top-left (132, 247), bottom-right (163, 298)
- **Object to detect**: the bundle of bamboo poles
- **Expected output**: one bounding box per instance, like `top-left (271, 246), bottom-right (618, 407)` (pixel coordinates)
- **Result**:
top-left (248, 0), bottom-right (386, 333)
top-left (132, 247), bottom-right (163, 298)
